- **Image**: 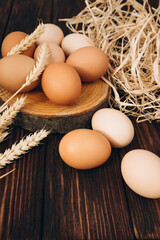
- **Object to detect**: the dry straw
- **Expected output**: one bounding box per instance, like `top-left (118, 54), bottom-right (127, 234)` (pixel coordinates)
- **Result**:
top-left (61, 0), bottom-right (160, 122)
top-left (0, 21), bottom-right (50, 174)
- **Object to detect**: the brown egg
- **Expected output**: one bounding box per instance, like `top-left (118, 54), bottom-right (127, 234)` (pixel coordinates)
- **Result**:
top-left (41, 62), bottom-right (81, 105)
top-left (59, 129), bottom-right (111, 169)
top-left (0, 55), bottom-right (39, 92)
top-left (34, 42), bottom-right (65, 66)
top-left (66, 46), bottom-right (109, 82)
top-left (1, 31), bottom-right (35, 57)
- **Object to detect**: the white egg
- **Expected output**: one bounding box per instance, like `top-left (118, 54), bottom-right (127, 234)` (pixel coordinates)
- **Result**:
top-left (36, 23), bottom-right (64, 45)
top-left (91, 108), bottom-right (134, 148)
top-left (61, 33), bottom-right (95, 56)
top-left (121, 149), bottom-right (160, 199)
top-left (34, 43), bottom-right (65, 65)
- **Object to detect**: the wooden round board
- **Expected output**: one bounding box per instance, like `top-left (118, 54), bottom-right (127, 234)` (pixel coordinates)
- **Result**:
top-left (0, 80), bottom-right (110, 133)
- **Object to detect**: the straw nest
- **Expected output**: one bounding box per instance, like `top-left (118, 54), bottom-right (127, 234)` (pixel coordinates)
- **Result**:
top-left (61, 0), bottom-right (160, 122)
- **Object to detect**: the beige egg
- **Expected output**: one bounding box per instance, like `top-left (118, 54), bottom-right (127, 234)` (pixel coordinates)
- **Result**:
top-left (41, 62), bottom-right (81, 105)
top-left (91, 108), bottom-right (134, 148)
top-left (34, 43), bottom-right (65, 66)
top-left (61, 33), bottom-right (95, 56)
top-left (121, 149), bottom-right (160, 199)
top-left (36, 23), bottom-right (64, 45)
top-left (66, 46), bottom-right (109, 82)
top-left (59, 129), bottom-right (111, 169)
top-left (0, 55), bottom-right (39, 92)
top-left (1, 31), bottom-right (35, 57)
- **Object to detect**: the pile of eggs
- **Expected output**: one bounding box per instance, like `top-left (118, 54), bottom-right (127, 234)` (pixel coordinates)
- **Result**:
top-left (0, 23), bottom-right (160, 199)
top-left (0, 23), bottom-right (109, 105)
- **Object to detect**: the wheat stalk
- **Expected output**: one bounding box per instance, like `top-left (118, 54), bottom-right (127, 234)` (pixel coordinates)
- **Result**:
top-left (0, 168), bottom-right (16, 179)
top-left (0, 43), bottom-right (50, 113)
top-left (7, 21), bottom-right (45, 56)
top-left (0, 129), bottom-right (50, 168)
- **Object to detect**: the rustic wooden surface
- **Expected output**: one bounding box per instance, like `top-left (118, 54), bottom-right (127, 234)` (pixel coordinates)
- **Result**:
top-left (0, 0), bottom-right (160, 240)
top-left (0, 80), bottom-right (110, 133)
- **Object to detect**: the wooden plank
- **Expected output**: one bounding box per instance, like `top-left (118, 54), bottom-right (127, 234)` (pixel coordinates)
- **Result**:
top-left (121, 120), bottom-right (160, 239)
top-left (42, 134), bottom-right (135, 240)
top-left (0, 0), bottom-right (14, 47)
top-left (0, 127), bottom-right (48, 240)
top-left (0, 0), bottom-right (52, 40)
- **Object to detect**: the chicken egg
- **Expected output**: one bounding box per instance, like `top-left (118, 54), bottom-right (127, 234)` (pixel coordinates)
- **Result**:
top-left (1, 31), bottom-right (35, 57)
top-left (121, 149), bottom-right (160, 199)
top-left (41, 62), bottom-right (81, 105)
top-left (34, 42), bottom-right (65, 65)
top-left (66, 46), bottom-right (109, 82)
top-left (61, 33), bottom-right (95, 56)
top-left (91, 108), bottom-right (134, 148)
top-left (0, 55), bottom-right (39, 92)
top-left (59, 129), bottom-right (111, 169)
top-left (36, 23), bottom-right (64, 45)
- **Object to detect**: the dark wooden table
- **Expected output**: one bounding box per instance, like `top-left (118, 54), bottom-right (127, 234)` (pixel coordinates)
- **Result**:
top-left (0, 0), bottom-right (160, 239)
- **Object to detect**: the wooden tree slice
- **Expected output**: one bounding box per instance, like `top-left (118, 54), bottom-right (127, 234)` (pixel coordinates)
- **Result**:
top-left (0, 80), bottom-right (110, 133)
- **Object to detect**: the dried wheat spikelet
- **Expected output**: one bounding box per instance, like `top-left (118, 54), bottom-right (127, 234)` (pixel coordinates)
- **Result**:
top-left (60, 0), bottom-right (160, 122)
top-left (0, 43), bottom-right (50, 113)
top-left (0, 131), bottom-right (9, 143)
top-left (0, 96), bottom-right (26, 142)
top-left (7, 20), bottom-right (44, 56)
top-left (0, 96), bottom-right (26, 130)
top-left (0, 129), bottom-right (50, 168)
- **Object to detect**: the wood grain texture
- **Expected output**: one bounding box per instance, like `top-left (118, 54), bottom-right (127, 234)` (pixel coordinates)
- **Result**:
top-left (0, 0), bottom-right (160, 240)
top-left (42, 134), bottom-right (135, 240)
top-left (0, 80), bottom-right (110, 133)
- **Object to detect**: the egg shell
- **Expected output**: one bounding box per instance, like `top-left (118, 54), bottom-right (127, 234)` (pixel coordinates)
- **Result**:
top-left (34, 42), bottom-right (65, 65)
top-left (1, 31), bottom-right (35, 57)
top-left (59, 129), bottom-right (111, 169)
top-left (66, 46), bottom-right (109, 82)
top-left (36, 23), bottom-right (64, 45)
top-left (91, 108), bottom-right (134, 148)
top-left (41, 62), bottom-right (81, 105)
top-left (61, 33), bottom-right (95, 56)
top-left (0, 55), bottom-right (39, 92)
top-left (121, 149), bottom-right (160, 199)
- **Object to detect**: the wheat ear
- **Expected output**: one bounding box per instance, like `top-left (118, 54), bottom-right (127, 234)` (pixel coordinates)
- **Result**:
top-left (0, 129), bottom-right (50, 168)
top-left (0, 96), bottom-right (26, 142)
top-left (0, 131), bottom-right (9, 143)
top-left (7, 21), bottom-right (44, 56)
top-left (0, 43), bottom-right (50, 113)
top-left (0, 96), bottom-right (26, 130)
